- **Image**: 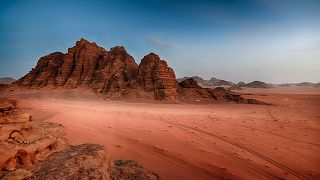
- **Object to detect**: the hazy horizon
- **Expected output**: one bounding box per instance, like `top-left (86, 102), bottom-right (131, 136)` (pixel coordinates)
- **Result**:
top-left (1, 0), bottom-right (319, 84)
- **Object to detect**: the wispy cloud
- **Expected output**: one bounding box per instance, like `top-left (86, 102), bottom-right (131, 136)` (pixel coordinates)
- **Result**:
top-left (146, 37), bottom-right (180, 50)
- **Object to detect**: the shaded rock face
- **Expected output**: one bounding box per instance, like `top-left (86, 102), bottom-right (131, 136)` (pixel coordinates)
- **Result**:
top-left (18, 52), bottom-right (65, 87)
top-left (178, 78), bottom-right (201, 89)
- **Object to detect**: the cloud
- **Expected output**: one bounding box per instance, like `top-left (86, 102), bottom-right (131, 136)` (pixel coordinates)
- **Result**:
top-left (146, 37), bottom-right (179, 50)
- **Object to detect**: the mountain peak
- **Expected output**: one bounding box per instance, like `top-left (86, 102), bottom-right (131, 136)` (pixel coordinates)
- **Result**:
top-left (75, 38), bottom-right (95, 46)
top-left (110, 46), bottom-right (127, 55)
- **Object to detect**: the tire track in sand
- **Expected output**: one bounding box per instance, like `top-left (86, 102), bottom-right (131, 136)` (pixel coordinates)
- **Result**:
top-left (163, 120), bottom-right (309, 180)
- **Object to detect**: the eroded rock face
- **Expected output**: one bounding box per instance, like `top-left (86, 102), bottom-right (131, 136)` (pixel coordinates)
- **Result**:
top-left (0, 121), bottom-right (67, 173)
top-left (17, 52), bottom-right (64, 87)
top-left (178, 78), bottom-right (201, 89)
top-left (137, 53), bottom-right (178, 101)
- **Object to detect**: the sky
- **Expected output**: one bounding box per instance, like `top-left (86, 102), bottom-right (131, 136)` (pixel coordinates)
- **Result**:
top-left (0, 0), bottom-right (319, 83)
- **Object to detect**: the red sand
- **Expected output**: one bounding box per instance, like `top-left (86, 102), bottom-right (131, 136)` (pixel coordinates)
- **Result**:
top-left (14, 87), bottom-right (320, 179)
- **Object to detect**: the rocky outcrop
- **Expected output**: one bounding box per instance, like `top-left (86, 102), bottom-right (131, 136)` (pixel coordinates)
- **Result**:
top-left (15, 38), bottom-right (265, 104)
top-left (177, 80), bottom-right (266, 104)
top-left (178, 78), bottom-right (201, 88)
top-left (0, 99), bottom-right (68, 178)
top-left (31, 144), bottom-right (110, 180)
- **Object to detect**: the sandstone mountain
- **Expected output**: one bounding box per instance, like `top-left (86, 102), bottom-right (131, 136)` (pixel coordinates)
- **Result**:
top-left (15, 38), bottom-right (177, 101)
top-left (0, 77), bottom-right (15, 84)
top-left (15, 38), bottom-right (264, 104)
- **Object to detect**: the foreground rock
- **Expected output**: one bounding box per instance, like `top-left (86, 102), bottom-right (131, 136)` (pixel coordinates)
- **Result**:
top-left (0, 98), bottom-right (68, 177)
top-left (13, 38), bottom-right (264, 104)
top-left (0, 98), bottom-right (159, 179)
top-left (31, 144), bottom-right (109, 179)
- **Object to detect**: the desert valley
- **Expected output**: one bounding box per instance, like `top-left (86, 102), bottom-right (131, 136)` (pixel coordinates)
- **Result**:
top-left (0, 38), bottom-right (319, 180)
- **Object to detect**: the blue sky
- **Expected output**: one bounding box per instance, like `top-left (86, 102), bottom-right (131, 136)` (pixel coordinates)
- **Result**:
top-left (0, 0), bottom-right (319, 83)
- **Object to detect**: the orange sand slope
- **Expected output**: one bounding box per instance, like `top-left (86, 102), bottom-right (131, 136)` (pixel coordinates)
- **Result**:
top-left (13, 87), bottom-right (320, 179)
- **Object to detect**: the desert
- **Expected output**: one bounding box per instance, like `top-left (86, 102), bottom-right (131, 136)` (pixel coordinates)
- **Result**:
top-left (1, 84), bottom-right (320, 179)
top-left (1, 38), bottom-right (319, 179)
top-left (1, 1), bottom-right (320, 179)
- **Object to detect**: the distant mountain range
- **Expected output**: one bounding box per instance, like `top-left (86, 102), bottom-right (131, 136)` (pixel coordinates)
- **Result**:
top-left (177, 76), bottom-right (319, 89)
top-left (0, 77), bottom-right (16, 84)
top-left (177, 76), bottom-right (235, 87)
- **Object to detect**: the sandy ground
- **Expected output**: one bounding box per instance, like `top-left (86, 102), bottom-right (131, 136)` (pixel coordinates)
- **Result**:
top-left (3, 87), bottom-right (320, 179)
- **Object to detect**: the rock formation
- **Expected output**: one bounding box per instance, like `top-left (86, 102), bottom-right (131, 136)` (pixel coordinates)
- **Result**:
top-left (31, 144), bottom-right (110, 179)
top-left (15, 38), bottom-right (265, 104)
top-left (15, 38), bottom-right (177, 101)
top-left (0, 98), bottom-right (159, 179)
top-left (137, 53), bottom-right (178, 101)
top-left (177, 78), bottom-right (266, 104)
top-left (178, 78), bottom-right (201, 89)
